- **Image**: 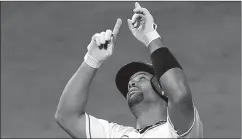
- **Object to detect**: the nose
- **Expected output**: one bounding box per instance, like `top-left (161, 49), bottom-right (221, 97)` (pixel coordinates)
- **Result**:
top-left (128, 81), bottom-right (137, 90)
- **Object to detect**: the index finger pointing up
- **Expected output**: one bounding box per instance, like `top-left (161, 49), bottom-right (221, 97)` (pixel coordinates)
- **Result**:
top-left (112, 18), bottom-right (122, 39)
top-left (135, 2), bottom-right (141, 8)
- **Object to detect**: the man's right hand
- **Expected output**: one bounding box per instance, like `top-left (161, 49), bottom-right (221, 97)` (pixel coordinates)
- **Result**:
top-left (127, 2), bottom-right (160, 47)
top-left (85, 18), bottom-right (122, 68)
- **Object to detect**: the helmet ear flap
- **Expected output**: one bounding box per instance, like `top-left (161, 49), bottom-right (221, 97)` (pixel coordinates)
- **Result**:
top-left (150, 75), bottom-right (168, 102)
top-left (150, 75), bottom-right (163, 95)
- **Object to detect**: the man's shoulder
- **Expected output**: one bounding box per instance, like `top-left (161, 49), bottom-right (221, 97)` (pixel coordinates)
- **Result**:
top-left (167, 106), bottom-right (203, 138)
top-left (86, 113), bottom-right (135, 138)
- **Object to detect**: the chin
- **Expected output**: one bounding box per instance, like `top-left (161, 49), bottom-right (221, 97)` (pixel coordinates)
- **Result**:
top-left (128, 92), bottom-right (144, 107)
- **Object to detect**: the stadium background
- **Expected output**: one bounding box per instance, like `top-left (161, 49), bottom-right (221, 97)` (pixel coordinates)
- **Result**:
top-left (1, 1), bottom-right (241, 138)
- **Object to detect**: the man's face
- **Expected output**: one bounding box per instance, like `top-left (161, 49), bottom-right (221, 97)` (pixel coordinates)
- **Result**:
top-left (127, 71), bottom-right (158, 107)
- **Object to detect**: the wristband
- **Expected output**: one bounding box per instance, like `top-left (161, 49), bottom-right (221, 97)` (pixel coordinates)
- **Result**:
top-left (145, 30), bottom-right (161, 47)
top-left (84, 53), bottom-right (102, 68)
top-left (151, 47), bottom-right (182, 79)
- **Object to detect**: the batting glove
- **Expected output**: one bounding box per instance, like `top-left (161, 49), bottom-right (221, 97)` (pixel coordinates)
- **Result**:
top-left (127, 2), bottom-right (160, 47)
top-left (84, 18), bottom-right (122, 68)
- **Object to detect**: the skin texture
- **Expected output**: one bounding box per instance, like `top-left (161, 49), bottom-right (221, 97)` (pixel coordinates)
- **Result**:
top-left (127, 71), bottom-right (168, 129)
top-left (54, 19), bottom-right (122, 138)
top-left (148, 38), bottom-right (194, 135)
top-left (55, 62), bottom-right (97, 138)
top-left (129, 2), bottom-right (194, 134)
top-left (127, 71), bottom-right (162, 107)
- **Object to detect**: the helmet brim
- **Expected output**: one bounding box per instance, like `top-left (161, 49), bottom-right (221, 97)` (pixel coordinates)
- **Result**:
top-left (115, 62), bottom-right (155, 98)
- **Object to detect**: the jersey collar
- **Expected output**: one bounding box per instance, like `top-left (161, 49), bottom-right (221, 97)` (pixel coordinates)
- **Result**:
top-left (136, 120), bottom-right (167, 134)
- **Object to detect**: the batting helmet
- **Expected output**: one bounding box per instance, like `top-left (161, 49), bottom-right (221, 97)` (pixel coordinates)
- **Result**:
top-left (115, 62), bottom-right (168, 102)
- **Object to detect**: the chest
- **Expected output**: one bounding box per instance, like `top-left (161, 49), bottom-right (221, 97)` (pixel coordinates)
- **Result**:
top-left (118, 123), bottom-right (175, 138)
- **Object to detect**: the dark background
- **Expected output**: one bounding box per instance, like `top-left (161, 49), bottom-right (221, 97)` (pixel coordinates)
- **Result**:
top-left (1, 2), bottom-right (241, 138)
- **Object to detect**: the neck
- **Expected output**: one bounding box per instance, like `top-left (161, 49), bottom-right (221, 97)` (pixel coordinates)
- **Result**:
top-left (132, 101), bottom-right (167, 129)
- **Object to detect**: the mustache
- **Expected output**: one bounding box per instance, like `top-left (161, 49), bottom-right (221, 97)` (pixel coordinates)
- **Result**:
top-left (128, 87), bottom-right (140, 99)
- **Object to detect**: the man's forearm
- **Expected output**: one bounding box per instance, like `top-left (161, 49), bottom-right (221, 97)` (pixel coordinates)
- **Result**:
top-left (55, 61), bottom-right (97, 117)
top-left (148, 38), bottom-right (166, 54)
top-left (148, 38), bottom-right (190, 103)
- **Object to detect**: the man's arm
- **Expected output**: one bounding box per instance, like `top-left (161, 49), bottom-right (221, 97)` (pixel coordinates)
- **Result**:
top-left (55, 18), bottom-right (122, 138)
top-left (148, 38), bottom-right (194, 135)
top-left (128, 2), bottom-right (194, 135)
top-left (55, 62), bottom-right (97, 138)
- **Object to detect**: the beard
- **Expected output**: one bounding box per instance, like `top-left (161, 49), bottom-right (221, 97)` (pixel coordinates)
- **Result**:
top-left (128, 91), bottom-right (144, 107)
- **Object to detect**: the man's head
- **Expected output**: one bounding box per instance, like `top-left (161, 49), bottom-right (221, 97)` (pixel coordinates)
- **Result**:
top-left (115, 62), bottom-right (168, 109)
top-left (126, 71), bottom-right (163, 107)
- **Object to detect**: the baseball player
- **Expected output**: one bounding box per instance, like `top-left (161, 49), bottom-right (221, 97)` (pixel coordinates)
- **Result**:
top-left (55, 2), bottom-right (203, 138)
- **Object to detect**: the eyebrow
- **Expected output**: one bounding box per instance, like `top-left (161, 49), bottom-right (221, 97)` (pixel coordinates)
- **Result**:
top-left (130, 72), bottom-right (148, 80)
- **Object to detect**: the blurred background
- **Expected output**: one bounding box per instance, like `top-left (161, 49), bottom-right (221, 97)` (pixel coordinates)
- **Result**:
top-left (1, 1), bottom-right (241, 138)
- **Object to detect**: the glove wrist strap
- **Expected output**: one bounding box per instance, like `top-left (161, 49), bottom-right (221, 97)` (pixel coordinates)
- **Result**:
top-left (145, 30), bottom-right (161, 47)
top-left (84, 53), bottom-right (102, 68)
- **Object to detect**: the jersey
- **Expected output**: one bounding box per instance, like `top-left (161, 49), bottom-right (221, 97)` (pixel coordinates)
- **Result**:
top-left (85, 106), bottom-right (203, 138)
